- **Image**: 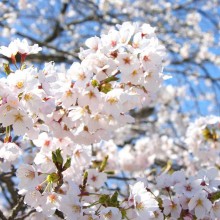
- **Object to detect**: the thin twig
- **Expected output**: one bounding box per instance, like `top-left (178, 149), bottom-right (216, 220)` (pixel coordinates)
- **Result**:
top-left (15, 209), bottom-right (36, 220)
top-left (8, 197), bottom-right (25, 220)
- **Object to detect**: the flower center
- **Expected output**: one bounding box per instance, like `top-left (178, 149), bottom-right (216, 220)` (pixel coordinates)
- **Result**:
top-left (104, 210), bottom-right (112, 219)
top-left (16, 81), bottom-right (24, 89)
top-left (72, 205), bottom-right (81, 213)
top-left (14, 112), bottom-right (24, 122)
top-left (48, 194), bottom-right (57, 203)
top-left (25, 170), bottom-right (35, 179)
top-left (107, 97), bottom-right (118, 104)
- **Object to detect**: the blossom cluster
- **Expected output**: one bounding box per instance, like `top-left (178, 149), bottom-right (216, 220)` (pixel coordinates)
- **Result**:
top-left (129, 167), bottom-right (220, 219)
top-left (0, 38), bottom-right (42, 63)
top-left (186, 116), bottom-right (220, 166)
top-left (0, 22), bottom-right (166, 219)
top-left (15, 162), bottom-right (220, 219)
top-left (0, 22), bottom-right (165, 146)
top-left (0, 21), bottom-right (220, 220)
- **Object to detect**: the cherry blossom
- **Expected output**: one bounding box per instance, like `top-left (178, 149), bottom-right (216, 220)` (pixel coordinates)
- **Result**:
top-left (0, 18), bottom-right (219, 220)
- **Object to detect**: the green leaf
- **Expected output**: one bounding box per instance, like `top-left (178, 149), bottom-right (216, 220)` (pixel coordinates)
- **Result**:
top-left (99, 194), bottom-right (110, 205)
top-left (55, 149), bottom-right (63, 166)
top-left (52, 151), bottom-right (57, 164)
top-left (52, 149), bottom-right (64, 169)
top-left (91, 79), bottom-right (99, 87)
top-left (104, 76), bottom-right (119, 83)
top-left (3, 63), bottom-right (11, 75)
top-left (104, 170), bottom-right (115, 175)
top-left (100, 83), bottom-right (112, 94)
top-left (99, 156), bottom-right (108, 172)
top-left (63, 157), bottom-right (71, 171)
top-left (110, 191), bottom-right (119, 207)
top-left (210, 191), bottom-right (220, 202)
top-left (121, 209), bottom-right (127, 219)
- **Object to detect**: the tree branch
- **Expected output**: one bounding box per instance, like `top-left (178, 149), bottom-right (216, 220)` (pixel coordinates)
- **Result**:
top-left (8, 197), bottom-right (25, 220)
top-left (0, 209), bottom-right (7, 220)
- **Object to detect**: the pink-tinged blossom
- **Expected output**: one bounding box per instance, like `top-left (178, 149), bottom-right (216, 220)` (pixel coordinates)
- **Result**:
top-left (133, 192), bottom-right (159, 219)
top-left (59, 195), bottom-right (82, 220)
top-left (188, 192), bottom-right (212, 219)
top-left (120, 67), bottom-right (144, 84)
top-left (81, 214), bottom-right (99, 220)
top-left (149, 209), bottom-right (163, 220)
top-left (119, 137), bottom-right (156, 172)
top-left (129, 181), bottom-right (158, 219)
top-left (129, 181), bottom-right (148, 202)
top-left (34, 150), bottom-right (56, 173)
top-left (87, 112), bottom-right (108, 133)
top-left (0, 41), bottom-right (18, 58)
top-left (24, 190), bottom-right (42, 209)
top-left (68, 62), bottom-right (92, 88)
top-left (14, 38), bottom-right (42, 55)
top-left (25, 212), bottom-right (61, 220)
top-left (7, 68), bottom-right (38, 95)
top-left (77, 86), bottom-right (102, 113)
top-left (85, 36), bottom-right (101, 52)
top-left (68, 106), bottom-right (87, 122)
top-left (0, 142), bottom-right (22, 161)
top-left (33, 132), bottom-right (53, 150)
top-left (117, 53), bottom-right (140, 75)
top-left (87, 169), bottom-right (107, 188)
top-left (40, 192), bottom-right (61, 217)
top-left (0, 38), bottom-right (41, 59)
top-left (141, 24), bottom-right (156, 38)
top-left (156, 173), bottom-right (172, 189)
top-left (119, 145), bottom-right (139, 172)
top-left (16, 164), bottom-right (39, 191)
top-left (210, 200), bottom-right (220, 219)
top-left (132, 32), bottom-right (149, 52)
top-left (94, 140), bottom-right (119, 170)
top-left (101, 29), bottom-right (120, 52)
top-left (178, 195), bottom-right (190, 210)
top-left (60, 86), bottom-right (77, 109)
top-left (37, 62), bottom-right (58, 96)
top-left (162, 197), bottom-right (182, 219)
top-left (117, 22), bottom-right (135, 45)
top-left (0, 109), bottom-right (33, 136)
top-left (20, 89), bottom-right (45, 114)
top-left (171, 170), bottom-right (186, 186)
top-left (174, 179), bottom-right (202, 198)
top-left (185, 116), bottom-right (220, 165)
top-left (100, 207), bottom-right (122, 220)
top-left (71, 145), bottom-right (91, 168)
top-left (141, 50), bottom-right (163, 73)
top-left (196, 167), bottom-right (220, 191)
top-left (103, 89), bottom-right (124, 116)
top-left (0, 22), bottom-right (168, 218)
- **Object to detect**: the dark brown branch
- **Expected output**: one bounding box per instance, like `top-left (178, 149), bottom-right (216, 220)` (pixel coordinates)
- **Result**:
top-left (0, 175), bottom-right (18, 206)
top-left (108, 176), bottom-right (136, 181)
top-left (44, 2), bottom-right (69, 43)
top-left (15, 209), bottom-right (36, 220)
top-left (8, 197), bottom-right (25, 220)
top-left (0, 209), bottom-right (7, 220)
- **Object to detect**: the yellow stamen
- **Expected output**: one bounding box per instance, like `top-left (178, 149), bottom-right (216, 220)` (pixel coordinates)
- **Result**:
top-left (16, 81), bottom-right (24, 89)
top-left (14, 112), bottom-right (24, 122)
